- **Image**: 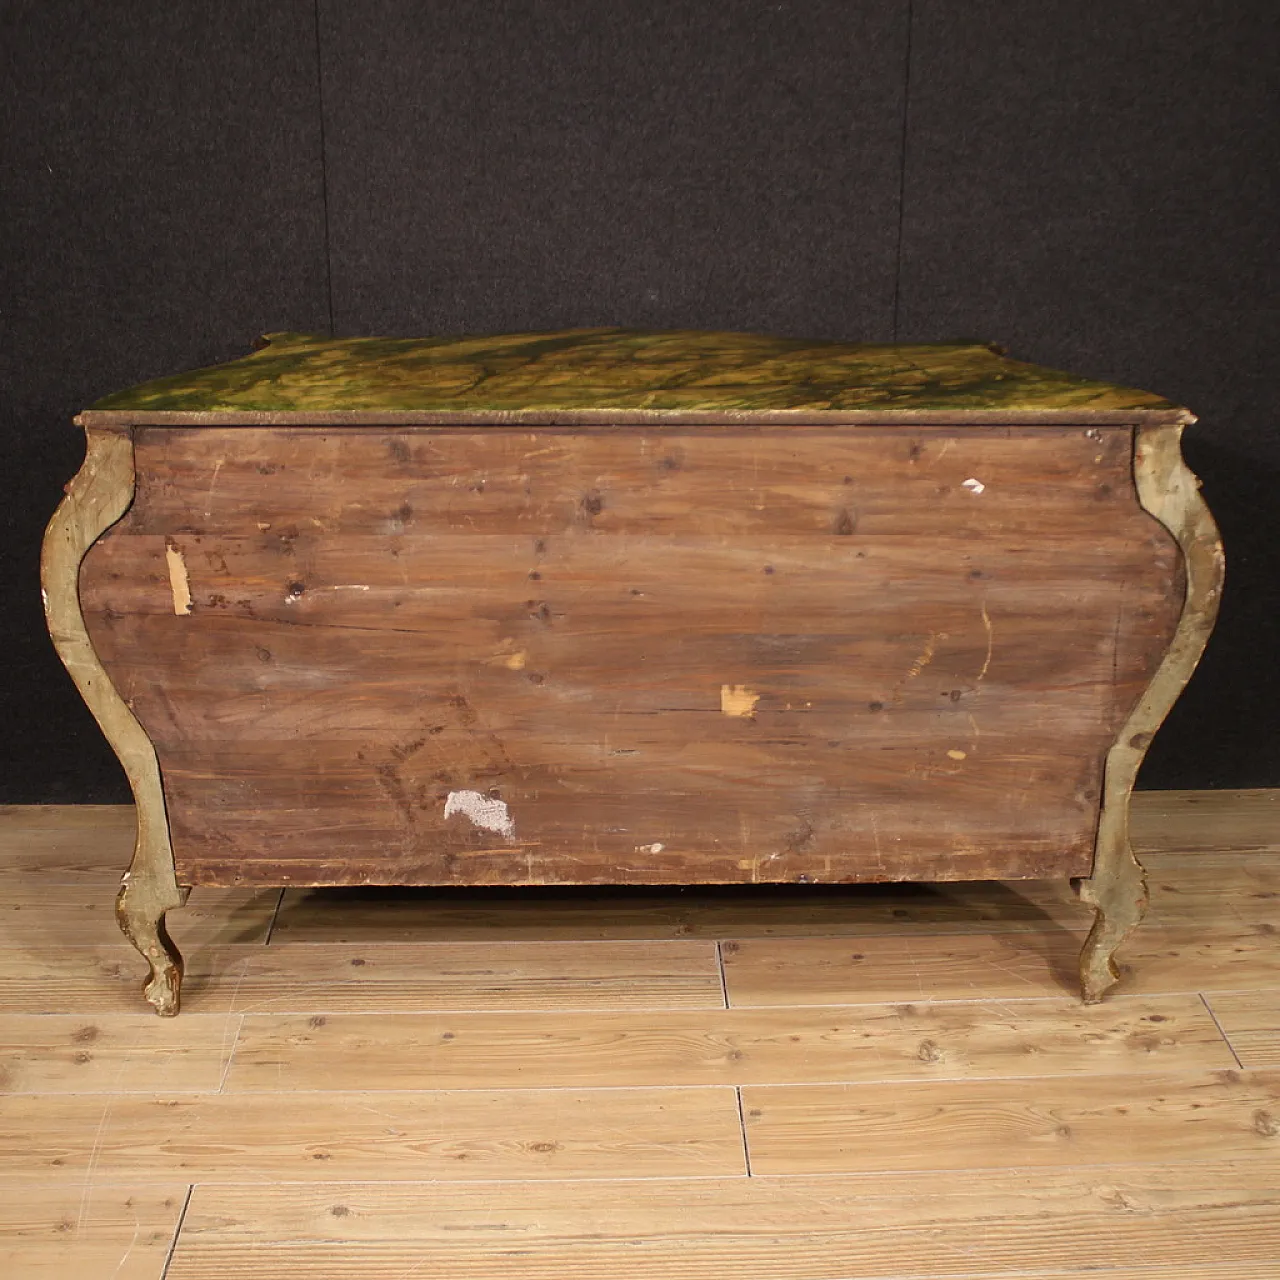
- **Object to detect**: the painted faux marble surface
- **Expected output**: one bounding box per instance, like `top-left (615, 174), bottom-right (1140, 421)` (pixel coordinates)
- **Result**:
top-left (91, 328), bottom-right (1178, 414)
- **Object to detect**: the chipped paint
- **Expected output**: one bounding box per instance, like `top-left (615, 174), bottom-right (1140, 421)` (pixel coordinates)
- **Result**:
top-left (504, 651), bottom-right (527, 670)
top-left (635, 842), bottom-right (665, 854)
top-left (443, 789), bottom-right (516, 841)
top-left (962, 477), bottom-right (986, 494)
top-left (164, 541), bottom-right (191, 616)
top-left (947, 749), bottom-right (967, 761)
top-left (721, 684), bottom-right (760, 717)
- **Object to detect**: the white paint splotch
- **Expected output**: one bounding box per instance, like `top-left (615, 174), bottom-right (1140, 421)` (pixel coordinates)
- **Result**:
top-left (962, 477), bottom-right (986, 495)
top-left (444, 790), bottom-right (516, 841)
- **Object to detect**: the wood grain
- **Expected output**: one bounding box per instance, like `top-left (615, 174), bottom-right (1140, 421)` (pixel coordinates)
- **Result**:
top-left (3, 797), bottom-right (1279, 1280)
top-left (0, 1181), bottom-right (189, 1280)
top-left (721, 922), bottom-right (1280, 1006)
top-left (0, 884), bottom-right (278, 948)
top-left (0, 1088), bottom-right (744, 1182)
top-left (0, 940), bottom-right (722, 1015)
top-left (1131, 788), bottom-right (1280, 857)
top-left (0, 1013), bottom-right (237, 1093)
top-left (221, 996), bottom-right (1235, 1092)
top-left (166, 1165), bottom-right (1280, 1280)
top-left (78, 425), bottom-right (1181, 888)
top-left (1204, 993), bottom-right (1280, 1068)
top-left (0, 805), bottom-right (135, 883)
top-left (742, 1069), bottom-right (1280, 1173)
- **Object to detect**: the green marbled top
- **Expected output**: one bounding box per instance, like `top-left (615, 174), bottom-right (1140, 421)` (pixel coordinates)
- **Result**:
top-left (90, 328), bottom-right (1178, 415)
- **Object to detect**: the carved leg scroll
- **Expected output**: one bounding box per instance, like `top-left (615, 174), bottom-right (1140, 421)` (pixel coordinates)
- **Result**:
top-left (42, 425), bottom-right (189, 1015)
top-left (1079, 424), bottom-right (1224, 1002)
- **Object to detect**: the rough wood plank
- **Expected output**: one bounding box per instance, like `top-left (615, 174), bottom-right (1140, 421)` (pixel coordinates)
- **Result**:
top-left (165, 1165), bottom-right (1280, 1280)
top-left (1131, 788), bottom-right (1280, 857)
top-left (0, 1088), bottom-right (744, 1182)
top-left (0, 1181), bottom-right (189, 1280)
top-left (0, 940), bottom-right (725, 1015)
top-left (0, 1013), bottom-right (237, 1093)
top-left (742, 1070), bottom-right (1280, 1174)
top-left (1204, 994), bottom-right (1280, 1068)
top-left (0, 885), bottom-right (278, 948)
top-left (0, 790), bottom-right (1266, 882)
top-left (221, 996), bottom-right (1234, 1092)
top-left (721, 922), bottom-right (1280, 1006)
top-left (0, 806), bottom-right (135, 883)
top-left (79, 425), bottom-right (1180, 888)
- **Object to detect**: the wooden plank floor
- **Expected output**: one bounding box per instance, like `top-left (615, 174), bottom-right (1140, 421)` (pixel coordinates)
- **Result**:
top-left (0, 789), bottom-right (1276, 1278)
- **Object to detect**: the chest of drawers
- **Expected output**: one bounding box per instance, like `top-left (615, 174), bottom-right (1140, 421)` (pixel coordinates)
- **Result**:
top-left (43, 329), bottom-right (1222, 1013)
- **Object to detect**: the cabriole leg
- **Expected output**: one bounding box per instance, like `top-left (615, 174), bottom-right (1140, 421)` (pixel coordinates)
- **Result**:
top-left (116, 874), bottom-right (187, 1016)
top-left (1077, 423), bottom-right (1222, 1002)
top-left (1077, 821), bottom-right (1148, 1004)
top-left (42, 424), bottom-right (191, 1015)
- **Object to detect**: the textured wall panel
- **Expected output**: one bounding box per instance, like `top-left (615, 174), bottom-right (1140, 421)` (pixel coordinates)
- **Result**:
top-left (318, 0), bottom-right (908, 339)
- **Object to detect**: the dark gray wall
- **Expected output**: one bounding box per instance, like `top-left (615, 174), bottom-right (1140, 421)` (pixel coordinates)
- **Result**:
top-left (2, 1), bottom-right (1276, 801)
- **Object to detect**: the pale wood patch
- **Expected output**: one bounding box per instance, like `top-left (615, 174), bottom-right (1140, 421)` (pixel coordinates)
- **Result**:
top-left (221, 995), bottom-right (1234, 1092)
top-left (1204, 993), bottom-right (1280, 1068)
top-left (741, 1069), bottom-right (1280, 1173)
top-left (166, 1165), bottom-right (1280, 1279)
top-left (0, 1088), bottom-right (745, 1181)
top-left (721, 922), bottom-right (1280, 1006)
top-left (0, 884), bottom-right (278, 948)
top-left (1131, 788), bottom-right (1280, 856)
top-left (0, 1181), bottom-right (189, 1280)
top-left (0, 1013), bottom-right (238, 1093)
top-left (0, 940), bottom-right (724, 1015)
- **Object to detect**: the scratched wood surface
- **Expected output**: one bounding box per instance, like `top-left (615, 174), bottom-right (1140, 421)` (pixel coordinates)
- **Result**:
top-left (1, 796), bottom-right (1277, 1278)
top-left (79, 424), bottom-right (1180, 887)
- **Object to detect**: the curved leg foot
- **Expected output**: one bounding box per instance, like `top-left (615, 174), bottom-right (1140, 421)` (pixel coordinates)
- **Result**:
top-left (1077, 853), bottom-right (1148, 1004)
top-left (116, 877), bottom-right (188, 1017)
top-left (1076, 424), bottom-right (1222, 1003)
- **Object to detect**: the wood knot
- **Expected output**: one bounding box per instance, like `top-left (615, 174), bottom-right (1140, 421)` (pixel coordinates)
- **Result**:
top-left (916, 1039), bottom-right (943, 1063)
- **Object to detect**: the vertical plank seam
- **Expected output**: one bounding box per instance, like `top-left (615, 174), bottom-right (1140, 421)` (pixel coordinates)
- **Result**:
top-left (715, 940), bottom-right (731, 1010)
top-left (263, 887), bottom-right (287, 946)
top-left (734, 1085), bottom-right (754, 1177)
top-left (160, 1184), bottom-right (195, 1280)
top-left (312, 0), bottom-right (335, 336)
top-left (890, 0), bottom-right (915, 342)
top-left (1200, 992), bottom-right (1245, 1070)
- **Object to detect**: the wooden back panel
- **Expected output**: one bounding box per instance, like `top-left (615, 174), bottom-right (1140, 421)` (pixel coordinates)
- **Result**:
top-left (80, 425), bottom-right (1181, 886)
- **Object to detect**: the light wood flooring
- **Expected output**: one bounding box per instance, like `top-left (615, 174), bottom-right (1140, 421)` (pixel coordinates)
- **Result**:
top-left (1, 789), bottom-right (1277, 1277)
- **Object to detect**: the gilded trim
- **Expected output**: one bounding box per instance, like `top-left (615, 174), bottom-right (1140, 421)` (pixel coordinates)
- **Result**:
top-left (40, 427), bottom-right (188, 1015)
top-left (1079, 424), bottom-right (1225, 1001)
